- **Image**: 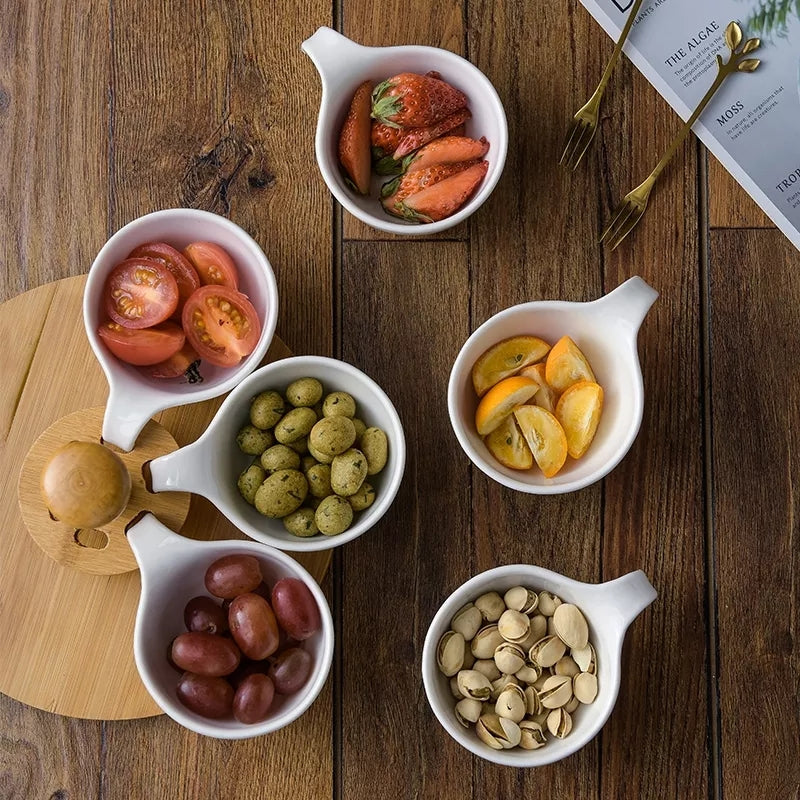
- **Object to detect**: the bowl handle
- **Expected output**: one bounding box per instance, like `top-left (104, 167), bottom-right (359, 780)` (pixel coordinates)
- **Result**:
top-left (149, 439), bottom-right (213, 499)
top-left (102, 385), bottom-right (149, 452)
top-left (126, 513), bottom-right (191, 574)
top-left (594, 570), bottom-right (657, 635)
top-left (301, 27), bottom-right (369, 89)
top-left (593, 276), bottom-right (658, 332)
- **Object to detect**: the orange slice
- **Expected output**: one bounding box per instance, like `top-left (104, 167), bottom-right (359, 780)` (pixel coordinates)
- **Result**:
top-left (555, 380), bottom-right (604, 459)
top-left (485, 414), bottom-right (533, 470)
top-left (475, 376), bottom-right (538, 436)
top-left (545, 336), bottom-right (596, 394)
top-left (520, 363), bottom-right (559, 414)
top-left (471, 336), bottom-right (551, 397)
top-left (513, 405), bottom-right (568, 478)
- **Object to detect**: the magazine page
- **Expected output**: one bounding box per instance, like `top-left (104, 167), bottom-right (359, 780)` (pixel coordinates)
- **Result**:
top-left (580, 0), bottom-right (800, 249)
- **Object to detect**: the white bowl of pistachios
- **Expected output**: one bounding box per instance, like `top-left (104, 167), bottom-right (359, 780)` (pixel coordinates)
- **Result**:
top-left (421, 564), bottom-right (657, 766)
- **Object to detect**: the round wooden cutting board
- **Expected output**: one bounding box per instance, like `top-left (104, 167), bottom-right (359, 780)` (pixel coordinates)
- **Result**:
top-left (0, 276), bottom-right (331, 720)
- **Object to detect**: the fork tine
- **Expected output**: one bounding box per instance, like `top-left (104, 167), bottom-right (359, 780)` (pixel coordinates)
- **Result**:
top-left (600, 200), bottom-right (636, 245)
top-left (559, 119), bottom-right (586, 166)
top-left (608, 207), bottom-right (645, 250)
top-left (566, 122), bottom-right (597, 171)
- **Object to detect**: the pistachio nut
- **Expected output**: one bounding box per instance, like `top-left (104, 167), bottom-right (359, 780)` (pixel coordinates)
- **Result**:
top-left (528, 635), bottom-right (567, 668)
top-left (494, 642), bottom-right (526, 675)
top-left (539, 674), bottom-right (573, 709)
top-left (474, 591), bottom-right (506, 623)
top-left (503, 586), bottom-right (539, 615)
top-left (572, 642), bottom-right (597, 675)
top-left (436, 630), bottom-right (466, 677)
top-left (450, 675), bottom-right (464, 699)
top-left (537, 591), bottom-right (562, 617)
top-left (547, 616), bottom-right (557, 637)
top-left (518, 720), bottom-right (547, 750)
top-left (495, 684), bottom-right (526, 723)
top-left (471, 624), bottom-right (505, 659)
top-left (456, 669), bottom-right (492, 701)
top-left (473, 659), bottom-right (501, 682)
top-left (461, 644), bottom-right (476, 671)
top-left (455, 697), bottom-right (483, 727)
top-left (451, 603), bottom-right (483, 641)
top-left (533, 708), bottom-right (550, 727)
top-left (517, 614), bottom-right (548, 650)
top-left (573, 671), bottom-right (598, 704)
top-left (564, 695), bottom-right (580, 714)
top-left (497, 609), bottom-right (530, 644)
top-left (546, 707), bottom-right (573, 738)
top-left (490, 674), bottom-right (520, 701)
top-left (554, 656), bottom-right (581, 678)
top-left (515, 661), bottom-right (541, 684)
top-left (552, 603), bottom-right (589, 650)
top-left (476, 714), bottom-right (521, 750)
top-left (523, 684), bottom-right (542, 716)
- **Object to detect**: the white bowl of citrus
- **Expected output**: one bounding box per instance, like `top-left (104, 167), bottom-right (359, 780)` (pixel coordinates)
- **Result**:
top-left (447, 278), bottom-right (658, 494)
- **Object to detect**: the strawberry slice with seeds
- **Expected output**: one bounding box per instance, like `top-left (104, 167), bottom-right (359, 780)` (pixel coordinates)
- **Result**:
top-left (372, 72), bottom-right (467, 129)
top-left (398, 160), bottom-right (489, 223)
top-left (405, 136), bottom-right (489, 175)
top-left (392, 107), bottom-right (472, 159)
top-left (371, 120), bottom-right (405, 159)
top-left (338, 80), bottom-right (373, 194)
top-left (380, 161), bottom-right (475, 217)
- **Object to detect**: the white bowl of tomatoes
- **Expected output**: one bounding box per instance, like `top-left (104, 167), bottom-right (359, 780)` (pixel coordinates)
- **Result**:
top-left (84, 208), bottom-right (279, 452)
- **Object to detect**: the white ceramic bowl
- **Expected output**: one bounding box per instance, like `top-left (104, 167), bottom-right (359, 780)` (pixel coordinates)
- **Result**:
top-left (149, 355), bottom-right (406, 552)
top-left (422, 564), bottom-right (657, 766)
top-left (448, 277), bottom-right (658, 494)
top-left (128, 514), bottom-right (334, 739)
top-left (84, 208), bottom-right (279, 452)
top-left (302, 27), bottom-right (508, 234)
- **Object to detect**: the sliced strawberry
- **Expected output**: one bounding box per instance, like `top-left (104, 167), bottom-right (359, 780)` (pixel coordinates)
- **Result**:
top-left (449, 123), bottom-right (467, 137)
top-left (392, 108), bottom-right (471, 159)
top-left (398, 160), bottom-right (489, 223)
top-left (372, 72), bottom-right (467, 129)
top-left (406, 136), bottom-right (489, 175)
top-left (338, 80), bottom-right (373, 194)
top-left (381, 161), bottom-right (475, 218)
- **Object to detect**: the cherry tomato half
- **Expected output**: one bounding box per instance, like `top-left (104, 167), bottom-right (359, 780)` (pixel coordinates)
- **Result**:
top-left (127, 242), bottom-right (200, 317)
top-left (104, 258), bottom-right (179, 328)
top-left (97, 321), bottom-right (185, 366)
top-left (182, 285), bottom-right (261, 367)
top-left (183, 242), bottom-right (239, 289)
top-left (141, 342), bottom-right (203, 382)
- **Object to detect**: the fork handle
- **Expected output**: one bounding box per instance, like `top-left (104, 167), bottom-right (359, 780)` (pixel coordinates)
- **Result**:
top-left (646, 65), bottom-right (730, 185)
top-left (594, 0), bottom-right (646, 97)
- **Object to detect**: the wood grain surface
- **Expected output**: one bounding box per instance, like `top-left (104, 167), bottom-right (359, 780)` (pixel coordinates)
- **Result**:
top-left (1, 0), bottom-right (799, 798)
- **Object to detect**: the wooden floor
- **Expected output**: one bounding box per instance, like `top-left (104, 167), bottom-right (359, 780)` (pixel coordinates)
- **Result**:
top-left (1, 1), bottom-right (798, 798)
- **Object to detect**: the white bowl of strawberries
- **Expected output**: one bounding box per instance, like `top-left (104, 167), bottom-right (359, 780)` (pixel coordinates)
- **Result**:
top-left (302, 27), bottom-right (508, 233)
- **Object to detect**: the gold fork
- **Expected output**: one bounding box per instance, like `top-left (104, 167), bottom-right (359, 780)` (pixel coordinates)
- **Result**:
top-left (601, 22), bottom-right (761, 250)
top-left (560, 0), bottom-right (645, 170)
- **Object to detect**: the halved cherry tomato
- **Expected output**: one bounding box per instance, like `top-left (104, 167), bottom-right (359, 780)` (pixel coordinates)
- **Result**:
top-left (181, 285), bottom-right (261, 367)
top-left (127, 242), bottom-right (200, 317)
top-left (98, 321), bottom-right (185, 366)
top-left (142, 342), bottom-right (203, 382)
top-left (104, 258), bottom-right (179, 328)
top-left (183, 242), bottom-right (239, 289)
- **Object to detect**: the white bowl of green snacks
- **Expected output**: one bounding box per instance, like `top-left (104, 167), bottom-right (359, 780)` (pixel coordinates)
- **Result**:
top-left (421, 564), bottom-right (657, 766)
top-left (149, 356), bottom-right (406, 552)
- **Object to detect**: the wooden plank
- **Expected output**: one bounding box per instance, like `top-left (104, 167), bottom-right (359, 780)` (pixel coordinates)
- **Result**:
top-left (0, 1), bottom-right (109, 796)
top-left (0, 0), bottom-right (110, 300)
top-left (709, 228), bottom-right (800, 798)
top-left (708, 156), bottom-right (772, 228)
top-left (100, 1), bottom-right (334, 797)
top-left (339, 0), bottom-right (468, 241)
top-left (340, 240), bottom-right (473, 799)
top-left (467, 2), bottom-right (710, 796)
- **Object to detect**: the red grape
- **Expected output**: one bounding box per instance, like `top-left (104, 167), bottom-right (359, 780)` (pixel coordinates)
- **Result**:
top-left (204, 554), bottom-right (262, 599)
top-left (271, 578), bottom-right (321, 641)
top-left (177, 672), bottom-right (234, 718)
top-left (268, 647), bottom-right (312, 694)
top-left (171, 632), bottom-right (241, 677)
